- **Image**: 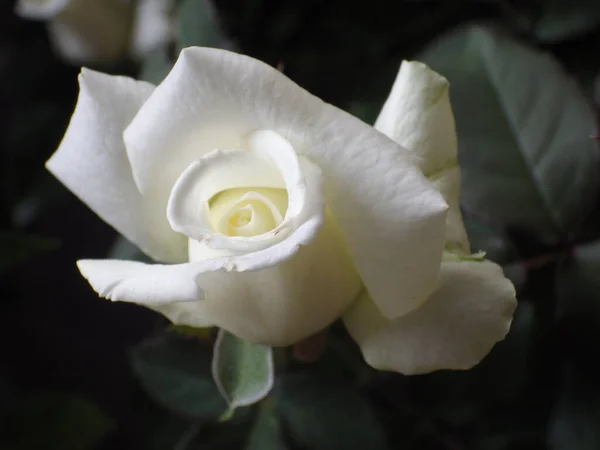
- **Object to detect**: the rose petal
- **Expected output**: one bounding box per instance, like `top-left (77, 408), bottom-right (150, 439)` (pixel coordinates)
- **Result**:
top-left (205, 160), bottom-right (324, 272)
top-left (124, 47), bottom-right (448, 319)
top-left (375, 60), bottom-right (469, 252)
top-left (167, 130), bottom-right (324, 258)
top-left (78, 215), bottom-right (362, 346)
top-left (430, 167), bottom-right (470, 252)
top-left (343, 259), bottom-right (517, 375)
top-left (46, 69), bottom-right (188, 263)
top-left (166, 149), bottom-right (283, 246)
top-left (245, 130), bottom-right (310, 229)
top-left (77, 258), bottom-right (208, 304)
top-left (375, 60), bottom-right (456, 174)
top-left (213, 190), bottom-right (285, 237)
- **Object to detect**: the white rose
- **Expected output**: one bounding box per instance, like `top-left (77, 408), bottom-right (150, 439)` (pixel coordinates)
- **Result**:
top-left (46, 47), bottom-right (450, 348)
top-left (15, 0), bottom-right (173, 63)
top-left (343, 61), bottom-right (517, 374)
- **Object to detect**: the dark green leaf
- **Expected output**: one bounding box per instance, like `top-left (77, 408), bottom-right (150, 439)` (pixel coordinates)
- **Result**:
top-left (139, 47), bottom-right (174, 85)
top-left (167, 409), bottom-right (255, 450)
top-left (245, 400), bottom-right (285, 450)
top-left (555, 241), bottom-right (600, 364)
top-left (421, 26), bottom-right (599, 244)
top-left (130, 389), bottom-right (252, 450)
top-left (129, 331), bottom-right (228, 421)
top-left (136, 410), bottom-right (194, 450)
top-left (556, 241), bottom-right (600, 321)
top-left (464, 219), bottom-right (526, 288)
top-left (534, 0), bottom-right (600, 43)
top-left (275, 357), bottom-right (389, 450)
top-left (176, 0), bottom-right (231, 51)
top-left (548, 363), bottom-right (600, 450)
top-left (177, 424), bottom-right (254, 450)
top-left (464, 219), bottom-right (518, 264)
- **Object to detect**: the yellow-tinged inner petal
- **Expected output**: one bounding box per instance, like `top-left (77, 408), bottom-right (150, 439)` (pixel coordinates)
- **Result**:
top-left (209, 187), bottom-right (288, 237)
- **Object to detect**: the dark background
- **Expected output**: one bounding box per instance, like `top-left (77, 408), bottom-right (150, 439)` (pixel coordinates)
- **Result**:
top-left (2, 1), bottom-right (600, 449)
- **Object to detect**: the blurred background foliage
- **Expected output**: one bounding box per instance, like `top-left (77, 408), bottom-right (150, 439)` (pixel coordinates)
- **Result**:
top-left (2, 0), bottom-right (600, 448)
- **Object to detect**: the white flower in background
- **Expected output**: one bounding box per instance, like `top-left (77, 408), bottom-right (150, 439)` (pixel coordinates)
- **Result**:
top-left (15, 0), bottom-right (174, 64)
top-left (46, 47), bottom-right (449, 348)
top-left (130, 0), bottom-right (174, 59)
top-left (343, 61), bottom-right (517, 374)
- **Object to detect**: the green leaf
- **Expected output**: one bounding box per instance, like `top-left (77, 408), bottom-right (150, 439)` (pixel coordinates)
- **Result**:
top-left (0, 392), bottom-right (114, 450)
top-left (534, 0), bottom-right (600, 43)
top-left (129, 331), bottom-right (228, 421)
top-left (556, 241), bottom-right (600, 312)
top-left (464, 219), bottom-right (517, 264)
top-left (133, 404), bottom-right (194, 450)
top-left (555, 241), bottom-right (600, 344)
top-left (174, 420), bottom-right (255, 450)
top-left (176, 0), bottom-right (230, 51)
top-left (275, 357), bottom-right (389, 450)
top-left (212, 329), bottom-right (274, 410)
top-left (421, 27), bottom-right (599, 244)
top-left (130, 389), bottom-right (252, 450)
top-left (245, 400), bottom-right (285, 450)
top-left (464, 219), bottom-right (526, 288)
top-left (0, 230), bottom-right (58, 271)
top-left (139, 47), bottom-right (174, 85)
top-left (548, 363), bottom-right (600, 450)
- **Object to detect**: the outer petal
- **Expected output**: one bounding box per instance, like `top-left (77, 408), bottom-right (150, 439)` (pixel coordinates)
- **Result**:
top-left (430, 167), bottom-right (470, 252)
top-left (343, 260), bottom-right (517, 375)
top-left (78, 216), bottom-right (362, 346)
top-left (48, 0), bottom-right (132, 64)
top-left (376, 60), bottom-right (469, 252)
top-left (375, 61), bottom-right (456, 174)
top-left (77, 259), bottom-right (207, 304)
top-left (123, 47), bottom-right (448, 319)
top-left (46, 69), bottom-right (187, 263)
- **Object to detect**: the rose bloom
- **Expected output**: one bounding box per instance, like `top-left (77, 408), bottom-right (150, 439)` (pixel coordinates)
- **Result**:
top-left (15, 0), bottom-right (173, 63)
top-left (47, 47), bottom-right (516, 374)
